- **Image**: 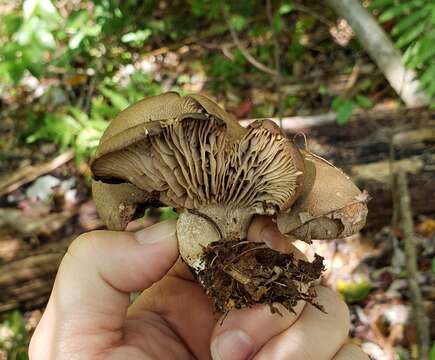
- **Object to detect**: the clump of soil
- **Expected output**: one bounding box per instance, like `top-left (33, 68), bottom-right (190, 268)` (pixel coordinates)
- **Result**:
top-left (197, 240), bottom-right (326, 314)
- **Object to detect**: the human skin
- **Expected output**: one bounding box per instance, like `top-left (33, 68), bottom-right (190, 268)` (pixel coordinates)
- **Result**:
top-left (29, 217), bottom-right (369, 360)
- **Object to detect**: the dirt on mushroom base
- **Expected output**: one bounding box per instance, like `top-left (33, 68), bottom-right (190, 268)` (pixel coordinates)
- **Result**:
top-left (196, 240), bottom-right (326, 314)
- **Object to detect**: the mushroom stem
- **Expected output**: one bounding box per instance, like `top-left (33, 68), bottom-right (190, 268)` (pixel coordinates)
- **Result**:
top-left (177, 205), bottom-right (254, 271)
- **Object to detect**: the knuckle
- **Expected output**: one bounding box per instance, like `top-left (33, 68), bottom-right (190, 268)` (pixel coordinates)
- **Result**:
top-left (319, 286), bottom-right (351, 328)
top-left (66, 230), bottom-right (105, 257)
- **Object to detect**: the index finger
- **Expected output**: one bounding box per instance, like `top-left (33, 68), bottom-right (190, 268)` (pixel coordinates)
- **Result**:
top-left (30, 221), bottom-right (178, 359)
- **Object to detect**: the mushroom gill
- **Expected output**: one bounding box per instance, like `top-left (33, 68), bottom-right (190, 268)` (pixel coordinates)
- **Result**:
top-left (92, 115), bottom-right (304, 269)
top-left (92, 116), bottom-right (303, 223)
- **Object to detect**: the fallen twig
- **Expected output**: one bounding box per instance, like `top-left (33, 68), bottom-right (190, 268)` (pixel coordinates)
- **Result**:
top-left (240, 112), bottom-right (337, 130)
top-left (393, 171), bottom-right (430, 360)
top-left (223, 6), bottom-right (278, 77)
top-left (0, 150), bottom-right (74, 197)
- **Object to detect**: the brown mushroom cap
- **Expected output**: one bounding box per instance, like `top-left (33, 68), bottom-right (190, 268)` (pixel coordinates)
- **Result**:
top-left (95, 92), bottom-right (245, 159)
top-left (92, 180), bottom-right (152, 231)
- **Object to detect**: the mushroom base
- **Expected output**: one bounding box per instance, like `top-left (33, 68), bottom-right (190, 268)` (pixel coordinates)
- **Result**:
top-left (196, 240), bottom-right (326, 314)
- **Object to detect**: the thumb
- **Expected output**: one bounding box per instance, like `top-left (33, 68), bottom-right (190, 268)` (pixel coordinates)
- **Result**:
top-left (30, 220), bottom-right (178, 358)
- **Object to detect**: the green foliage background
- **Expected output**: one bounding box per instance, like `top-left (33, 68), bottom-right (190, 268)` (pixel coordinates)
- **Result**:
top-left (371, 0), bottom-right (435, 99)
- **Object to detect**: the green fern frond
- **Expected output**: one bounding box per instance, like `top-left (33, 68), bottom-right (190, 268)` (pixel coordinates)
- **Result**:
top-left (378, 2), bottom-right (422, 23)
top-left (391, 8), bottom-right (426, 36)
top-left (371, 0), bottom-right (435, 99)
top-left (396, 22), bottom-right (426, 48)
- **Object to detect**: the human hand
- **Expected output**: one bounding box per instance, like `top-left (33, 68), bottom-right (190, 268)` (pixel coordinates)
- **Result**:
top-left (29, 217), bottom-right (368, 359)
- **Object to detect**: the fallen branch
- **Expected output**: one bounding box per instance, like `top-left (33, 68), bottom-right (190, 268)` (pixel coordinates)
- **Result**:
top-left (0, 208), bottom-right (76, 237)
top-left (326, 0), bottom-right (429, 107)
top-left (240, 112), bottom-right (337, 130)
top-left (393, 171), bottom-right (430, 360)
top-left (240, 106), bottom-right (434, 131)
top-left (0, 150), bottom-right (74, 197)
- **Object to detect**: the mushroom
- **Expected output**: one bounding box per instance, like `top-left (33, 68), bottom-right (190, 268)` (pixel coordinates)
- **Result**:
top-left (91, 92), bottom-right (368, 312)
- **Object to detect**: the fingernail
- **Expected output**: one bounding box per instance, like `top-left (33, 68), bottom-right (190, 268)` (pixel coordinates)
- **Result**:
top-left (211, 330), bottom-right (254, 360)
top-left (134, 219), bottom-right (177, 245)
top-left (261, 224), bottom-right (282, 249)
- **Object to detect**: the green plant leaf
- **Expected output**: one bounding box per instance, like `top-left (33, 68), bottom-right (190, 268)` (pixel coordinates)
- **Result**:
top-left (373, 1), bottom-right (435, 101)
top-left (66, 10), bottom-right (88, 30)
top-left (430, 343), bottom-right (435, 360)
top-left (336, 100), bottom-right (354, 125)
top-left (278, 4), bottom-right (293, 15)
top-left (331, 96), bottom-right (344, 110)
top-left (337, 279), bottom-right (372, 303)
top-left (415, 32), bottom-right (435, 64)
top-left (379, 2), bottom-right (421, 23)
top-left (121, 29), bottom-right (152, 44)
top-left (396, 22), bottom-right (426, 48)
top-left (420, 63), bottom-right (435, 87)
top-left (69, 106), bottom-right (89, 126)
top-left (229, 15), bottom-right (247, 32)
top-left (369, 0), bottom-right (395, 9)
top-left (6, 62), bottom-right (26, 83)
top-left (35, 28), bottom-right (56, 49)
top-left (3, 13), bottom-right (23, 36)
top-left (68, 30), bottom-right (86, 49)
top-left (274, 13), bottom-right (284, 32)
top-left (100, 87), bottom-right (129, 111)
top-left (285, 95), bottom-right (298, 108)
top-left (392, 8), bottom-right (427, 36)
top-left (356, 94), bottom-right (373, 109)
top-left (160, 207), bottom-right (178, 221)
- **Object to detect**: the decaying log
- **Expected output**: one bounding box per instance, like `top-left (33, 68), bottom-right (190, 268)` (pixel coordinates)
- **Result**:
top-left (351, 154), bottom-right (434, 228)
top-left (0, 150), bottom-right (74, 197)
top-left (0, 238), bottom-right (70, 313)
top-left (0, 209), bottom-right (76, 237)
top-left (297, 108), bottom-right (434, 228)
